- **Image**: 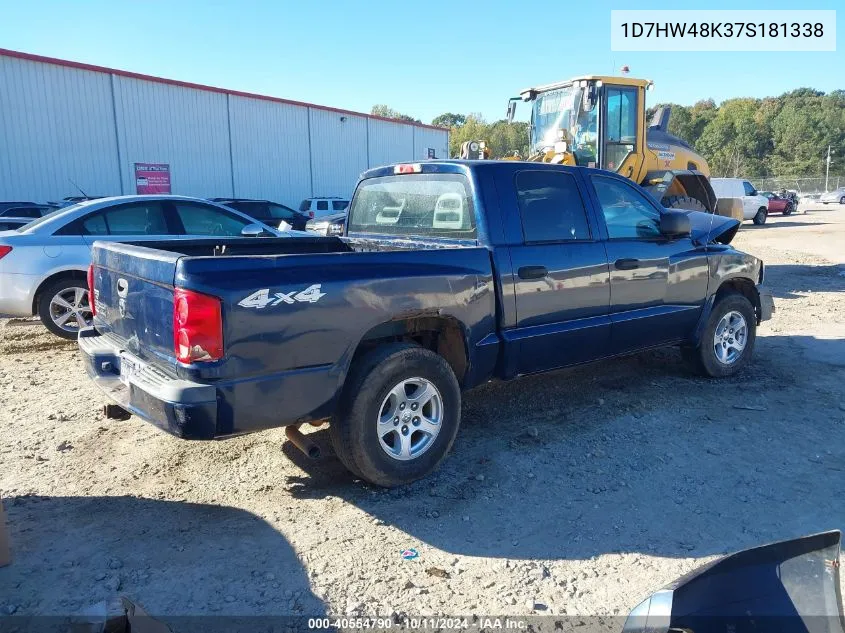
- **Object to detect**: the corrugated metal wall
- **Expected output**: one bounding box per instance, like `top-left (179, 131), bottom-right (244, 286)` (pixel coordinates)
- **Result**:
top-left (228, 95), bottom-right (311, 205)
top-left (0, 55), bottom-right (121, 200)
top-left (0, 53), bottom-right (448, 206)
top-left (112, 75), bottom-right (232, 198)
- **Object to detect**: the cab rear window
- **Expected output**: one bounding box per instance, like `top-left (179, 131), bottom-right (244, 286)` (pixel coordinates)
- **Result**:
top-left (347, 174), bottom-right (476, 239)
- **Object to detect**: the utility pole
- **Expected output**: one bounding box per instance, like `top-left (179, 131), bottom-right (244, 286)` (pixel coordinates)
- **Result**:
top-left (825, 145), bottom-right (832, 192)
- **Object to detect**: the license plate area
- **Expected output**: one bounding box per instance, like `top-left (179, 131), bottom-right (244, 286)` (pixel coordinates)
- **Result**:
top-left (119, 353), bottom-right (140, 386)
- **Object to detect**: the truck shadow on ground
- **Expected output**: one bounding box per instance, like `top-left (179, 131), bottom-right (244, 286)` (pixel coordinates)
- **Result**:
top-left (0, 496), bottom-right (325, 623)
top-left (287, 334), bottom-right (845, 563)
top-left (764, 264), bottom-right (844, 299)
top-left (746, 220), bottom-right (830, 229)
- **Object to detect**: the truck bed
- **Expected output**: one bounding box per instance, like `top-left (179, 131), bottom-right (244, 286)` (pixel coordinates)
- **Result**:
top-left (87, 235), bottom-right (499, 437)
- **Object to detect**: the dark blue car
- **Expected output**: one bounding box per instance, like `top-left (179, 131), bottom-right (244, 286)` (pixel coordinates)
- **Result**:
top-left (79, 160), bottom-right (773, 487)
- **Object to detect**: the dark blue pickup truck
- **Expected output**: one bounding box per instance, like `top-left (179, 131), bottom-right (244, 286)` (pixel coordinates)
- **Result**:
top-left (80, 161), bottom-right (773, 487)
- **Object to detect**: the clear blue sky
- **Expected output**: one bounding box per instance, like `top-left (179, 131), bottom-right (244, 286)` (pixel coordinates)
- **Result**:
top-left (2, 0), bottom-right (842, 124)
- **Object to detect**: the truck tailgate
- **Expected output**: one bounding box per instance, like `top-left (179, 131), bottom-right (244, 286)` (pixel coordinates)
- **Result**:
top-left (91, 241), bottom-right (182, 363)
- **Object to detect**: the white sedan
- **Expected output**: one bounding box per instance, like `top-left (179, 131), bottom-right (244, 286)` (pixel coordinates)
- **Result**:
top-left (0, 195), bottom-right (297, 339)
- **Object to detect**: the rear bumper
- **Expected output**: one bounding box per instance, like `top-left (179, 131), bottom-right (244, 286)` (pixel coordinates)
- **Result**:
top-left (757, 284), bottom-right (774, 322)
top-left (78, 327), bottom-right (218, 439)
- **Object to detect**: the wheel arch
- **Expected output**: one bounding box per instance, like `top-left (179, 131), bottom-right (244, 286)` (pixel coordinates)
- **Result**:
top-left (31, 268), bottom-right (88, 314)
top-left (348, 315), bottom-right (469, 388)
top-left (692, 276), bottom-right (762, 346)
top-left (641, 170), bottom-right (718, 213)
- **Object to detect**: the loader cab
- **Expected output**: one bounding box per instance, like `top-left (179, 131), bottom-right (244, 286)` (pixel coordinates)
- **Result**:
top-left (518, 76), bottom-right (648, 181)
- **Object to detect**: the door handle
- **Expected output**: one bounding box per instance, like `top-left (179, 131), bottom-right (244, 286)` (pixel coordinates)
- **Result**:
top-left (614, 258), bottom-right (640, 270)
top-left (518, 265), bottom-right (548, 280)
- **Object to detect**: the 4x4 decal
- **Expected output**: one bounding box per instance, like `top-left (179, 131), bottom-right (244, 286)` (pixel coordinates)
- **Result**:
top-left (238, 285), bottom-right (326, 309)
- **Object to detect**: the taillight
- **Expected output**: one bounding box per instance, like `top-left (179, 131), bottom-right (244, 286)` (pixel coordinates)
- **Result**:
top-left (173, 288), bottom-right (223, 363)
top-left (87, 264), bottom-right (96, 316)
top-left (309, 211), bottom-right (315, 218)
top-left (0, 245), bottom-right (12, 259)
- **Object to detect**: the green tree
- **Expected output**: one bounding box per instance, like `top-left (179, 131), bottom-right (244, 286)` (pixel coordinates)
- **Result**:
top-left (431, 113), bottom-right (466, 128)
top-left (370, 105), bottom-right (421, 124)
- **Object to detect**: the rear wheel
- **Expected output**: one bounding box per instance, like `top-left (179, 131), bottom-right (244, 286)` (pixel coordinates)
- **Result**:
top-left (753, 207), bottom-right (768, 225)
top-left (330, 343), bottom-right (461, 487)
top-left (37, 277), bottom-right (92, 340)
top-left (840, 196), bottom-right (845, 205)
top-left (661, 195), bottom-right (707, 213)
top-left (684, 293), bottom-right (756, 377)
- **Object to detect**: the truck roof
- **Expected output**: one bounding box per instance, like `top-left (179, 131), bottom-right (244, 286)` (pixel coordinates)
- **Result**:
top-left (360, 160), bottom-right (616, 181)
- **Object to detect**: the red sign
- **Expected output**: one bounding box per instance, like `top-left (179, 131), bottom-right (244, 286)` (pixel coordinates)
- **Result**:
top-left (134, 163), bottom-right (171, 194)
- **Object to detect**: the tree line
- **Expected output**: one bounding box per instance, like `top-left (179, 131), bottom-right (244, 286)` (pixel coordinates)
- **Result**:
top-left (375, 88), bottom-right (845, 178)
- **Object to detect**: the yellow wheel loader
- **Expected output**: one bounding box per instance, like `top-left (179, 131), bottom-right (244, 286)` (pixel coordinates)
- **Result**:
top-left (506, 75), bottom-right (719, 213)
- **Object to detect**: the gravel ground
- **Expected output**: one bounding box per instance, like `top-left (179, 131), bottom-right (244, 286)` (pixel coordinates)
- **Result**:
top-left (1, 204), bottom-right (844, 627)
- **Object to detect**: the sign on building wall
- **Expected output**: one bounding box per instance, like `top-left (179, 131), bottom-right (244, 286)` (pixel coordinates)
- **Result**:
top-left (427, 148), bottom-right (436, 159)
top-left (134, 163), bottom-right (171, 194)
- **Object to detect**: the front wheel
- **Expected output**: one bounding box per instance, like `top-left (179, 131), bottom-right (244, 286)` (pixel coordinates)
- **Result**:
top-left (783, 204), bottom-right (793, 216)
top-left (683, 293), bottom-right (756, 377)
top-left (840, 196), bottom-right (845, 205)
top-left (753, 208), bottom-right (768, 225)
top-left (37, 277), bottom-right (93, 340)
top-left (330, 343), bottom-right (461, 487)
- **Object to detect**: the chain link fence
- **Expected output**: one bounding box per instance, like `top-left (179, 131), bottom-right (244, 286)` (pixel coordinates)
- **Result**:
top-left (754, 176), bottom-right (843, 195)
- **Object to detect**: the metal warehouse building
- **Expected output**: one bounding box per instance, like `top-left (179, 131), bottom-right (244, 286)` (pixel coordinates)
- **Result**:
top-left (0, 49), bottom-right (448, 206)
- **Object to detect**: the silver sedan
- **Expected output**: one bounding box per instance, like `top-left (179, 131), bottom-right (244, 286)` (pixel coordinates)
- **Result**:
top-left (0, 195), bottom-right (293, 339)
top-left (819, 187), bottom-right (845, 204)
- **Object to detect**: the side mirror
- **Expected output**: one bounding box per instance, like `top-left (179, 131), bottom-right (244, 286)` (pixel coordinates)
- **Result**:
top-left (659, 210), bottom-right (691, 237)
top-left (506, 100), bottom-right (517, 123)
top-left (241, 223), bottom-right (269, 237)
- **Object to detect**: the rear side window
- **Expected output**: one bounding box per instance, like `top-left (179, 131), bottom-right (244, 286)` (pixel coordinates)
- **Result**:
top-left (173, 202), bottom-right (251, 236)
top-left (332, 200), bottom-right (349, 211)
top-left (102, 203), bottom-right (168, 235)
top-left (317, 200), bottom-right (329, 211)
top-left (515, 170), bottom-right (591, 242)
top-left (82, 213), bottom-right (109, 235)
top-left (347, 174), bottom-right (476, 239)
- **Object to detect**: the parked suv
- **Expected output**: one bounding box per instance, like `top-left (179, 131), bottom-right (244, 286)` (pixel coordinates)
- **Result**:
top-left (298, 197), bottom-right (350, 220)
top-left (710, 178), bottom-right (770, 225)
top-left (210, 198), bottom-right (309, 230)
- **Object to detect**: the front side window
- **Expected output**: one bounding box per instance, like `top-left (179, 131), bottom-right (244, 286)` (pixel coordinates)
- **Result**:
top-left (743, 181), bottom-right (757, 196)
top-left (173, 202), bottom-right (251, 236)
top-left (347, 174), bottom-right (476, 239)
top-left (592, 176), bottom-right (661, 239)
top-left (516, 170), bottom-right (591, 242)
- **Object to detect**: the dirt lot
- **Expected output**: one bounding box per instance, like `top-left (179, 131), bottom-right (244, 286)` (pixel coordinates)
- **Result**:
top-left (1, 204), bottom-right (844, 626)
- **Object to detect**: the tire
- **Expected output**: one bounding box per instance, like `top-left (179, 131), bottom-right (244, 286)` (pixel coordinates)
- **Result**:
top-left (684, 293), bottom-right (756, 378)
top-left (330, 343), bottom-right (461, 487)
top-left (752, 208), bottom-right (768, 225)
top-left (783, 204), bottom-right (793, 216)
top-left (661, 195), bottom-right (707, 213)
top-left (37, 277), bottom-right (92, 340)
top-left (840, 196), bottom-right (845, 205)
